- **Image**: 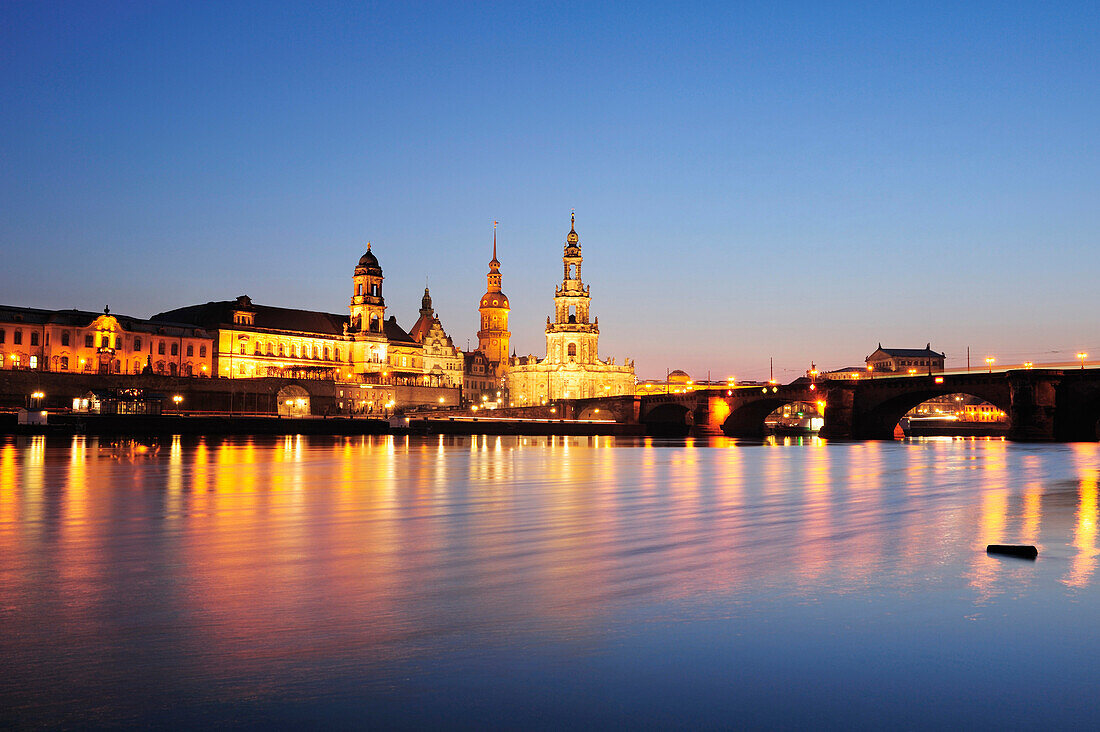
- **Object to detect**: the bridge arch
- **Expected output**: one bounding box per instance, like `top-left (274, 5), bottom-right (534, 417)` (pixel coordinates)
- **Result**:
top-left (642, 402), bottom-right (693, 436)
top-left (722, 396), bottom-right (817, 438)
top-left (859, 388), bottom-right (1012, 440)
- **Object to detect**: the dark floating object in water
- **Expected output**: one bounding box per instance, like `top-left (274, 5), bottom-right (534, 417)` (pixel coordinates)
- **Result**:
top-left (987, 544), bottom-right (1038, 559)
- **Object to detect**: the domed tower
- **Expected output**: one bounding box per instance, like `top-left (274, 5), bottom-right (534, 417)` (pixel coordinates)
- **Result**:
top-left (350, 243), bottom-right (385, 334)
top-left (477, 222), bottom-right (510, 372)
top-left (546, 211), bottom-right (599, 365)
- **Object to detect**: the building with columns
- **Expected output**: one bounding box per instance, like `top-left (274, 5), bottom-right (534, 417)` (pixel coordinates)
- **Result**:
top-left (505, 213), bottom-right (634, 403)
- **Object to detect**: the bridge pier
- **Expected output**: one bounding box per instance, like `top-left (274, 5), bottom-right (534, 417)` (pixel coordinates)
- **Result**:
top-left (818, 386), bottom-right (854, 440)
top-left (1007, 372), bottom-right (1061, 441)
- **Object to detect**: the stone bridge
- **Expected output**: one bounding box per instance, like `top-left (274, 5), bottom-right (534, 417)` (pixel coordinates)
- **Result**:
top-left (488, 368), bottom-right (1100, 441)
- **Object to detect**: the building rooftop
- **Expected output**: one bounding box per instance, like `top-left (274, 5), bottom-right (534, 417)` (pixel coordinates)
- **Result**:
top-left (152, 299), bottom-right (349, 336)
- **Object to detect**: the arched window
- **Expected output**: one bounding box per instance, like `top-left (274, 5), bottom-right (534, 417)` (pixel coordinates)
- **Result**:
top-left (324, 346), bottom-right (330, 360)
top-left (335, 348), bottom-right (341, 362)
top-left (568, 343), bottom-right (577, 359)
top-left (279, 343), bottom-right (286, 357)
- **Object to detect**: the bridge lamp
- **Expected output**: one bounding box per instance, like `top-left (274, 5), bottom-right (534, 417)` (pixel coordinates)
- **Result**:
top-left (762, 388), bottom-right (768, 394)
top-left (1024, 362), bottom-right (1034, 370)
top-left (935, 377), bottom-right (944, 384)
top-left (1077, 352), bottom-right (1088, 369)
top-left (907, 368), bottom-right (917, 375)
top-left (772, 387), bottom-right (778, 393)
top-left (985, 357), bottom-right (995, 373)
top-left (809, 383), bottom-right (816, 391)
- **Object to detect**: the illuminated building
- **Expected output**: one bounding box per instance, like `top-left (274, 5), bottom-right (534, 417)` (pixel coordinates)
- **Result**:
top-left (476, 224), bottom-right (510, 376)
top-left (463, 350), bottom-right (497, 403)
top-left (462, 225), bottom-right (511, 403)
top-left (0, 305), bottom-right (212, 376)
top-left (409, 288), bottom-right (464, 388)
top-left (866, 343), bottom-right (945, 373)
top-left (505, 213), bottom-right (635, 402)
top-left (816, 366), bottom-right (866, 381)
top-left (153, 244), bottom-right (427, 383)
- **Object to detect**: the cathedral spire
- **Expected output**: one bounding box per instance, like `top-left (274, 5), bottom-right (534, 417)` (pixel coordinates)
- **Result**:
top-left (489, 221), bottom-right (500, 271)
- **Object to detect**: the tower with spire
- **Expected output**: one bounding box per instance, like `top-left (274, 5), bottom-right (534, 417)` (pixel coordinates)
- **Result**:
top-left (348, 242), bottom-right (390, 373)
top-left (476, 222), bottom-right (510, 374)
top-left (545, 210), bottom-right (599, 366)
top-left (504, 211), bottom-right (635, 402)
top-left (410, 285), bottom-right (464, 388)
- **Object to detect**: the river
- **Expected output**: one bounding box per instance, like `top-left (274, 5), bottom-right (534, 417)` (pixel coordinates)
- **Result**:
top-left (2, 434), bottom-right (1099, 728)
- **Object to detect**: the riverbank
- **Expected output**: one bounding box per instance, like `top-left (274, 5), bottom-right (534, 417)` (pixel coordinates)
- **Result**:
top-left (1, 412), bottom-right (389, 436)
top-left (1, 411), bottom-right (644, 437)
top-left (394, 416), bottom-right (645, 437)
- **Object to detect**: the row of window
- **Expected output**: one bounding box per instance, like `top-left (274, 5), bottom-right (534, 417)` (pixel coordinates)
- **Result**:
top-left (240, 341), bottom-right (343, 361)
top-left (0, 353), bottom-right (207, 376)
top-left (0, 328), bottom-right (208, 357)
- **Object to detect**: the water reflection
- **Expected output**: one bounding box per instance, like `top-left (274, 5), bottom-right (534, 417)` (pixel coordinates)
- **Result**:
top-left (2, 435), bottom-right (1100, 726)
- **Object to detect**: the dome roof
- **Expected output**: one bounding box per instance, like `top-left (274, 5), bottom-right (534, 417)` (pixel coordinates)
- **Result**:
top-left (357, 243), bottom-right (382, 273)
top-left (480, 292), bottom-right (510, 309)
top-left (668, 369), bottom-right (691, 383)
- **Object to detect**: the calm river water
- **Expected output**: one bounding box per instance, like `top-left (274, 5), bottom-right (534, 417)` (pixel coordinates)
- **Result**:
top-left (3, 434), bottom-right (1100, 728)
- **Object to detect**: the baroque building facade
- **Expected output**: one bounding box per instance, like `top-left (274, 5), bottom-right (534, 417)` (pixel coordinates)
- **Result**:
top-left (505, 214), bottom-right (634, 402)
top-left (409, 288), bottom-right (464, 388)
top-left (0, 305), bottom-right (213, 376)
top-left (152, 244), bottom-right (427, 384)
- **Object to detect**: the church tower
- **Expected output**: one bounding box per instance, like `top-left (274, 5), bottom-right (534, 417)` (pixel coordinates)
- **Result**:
top-left (349, 243), bottom-right (385, 334)
top-left (545, 212), bottom-right (600, 365)
top-left (477, 223), bottom-right (510, 372)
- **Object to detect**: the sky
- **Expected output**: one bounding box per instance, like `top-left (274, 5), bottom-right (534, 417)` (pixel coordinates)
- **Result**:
top-left (1, 1), bottom-right (1098, 381)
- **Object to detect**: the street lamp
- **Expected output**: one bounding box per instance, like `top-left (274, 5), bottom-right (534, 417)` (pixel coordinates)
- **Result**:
top-left (172, 394), bottom-right (183, 413)
top-left (985, 357), bottom-right (995, 374)
top-left (1077, 352), bottom-right (1088, 369)
top-left (1024, 362), bottom-right (1034, 370)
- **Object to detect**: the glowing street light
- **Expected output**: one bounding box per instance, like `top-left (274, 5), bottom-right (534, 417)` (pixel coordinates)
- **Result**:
top-left (985, 357), bottom-right (995, 374)
top-left (1077, 352), bottom-right (1088, 369)
top-left (172, 394), bottom-right (183, 414)
top-left (1024, 361), bottom-right (1034, 370)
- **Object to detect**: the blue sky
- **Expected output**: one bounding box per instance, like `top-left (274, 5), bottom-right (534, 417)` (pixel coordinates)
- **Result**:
top-left (2, 1), bottom-right (1098, 380)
